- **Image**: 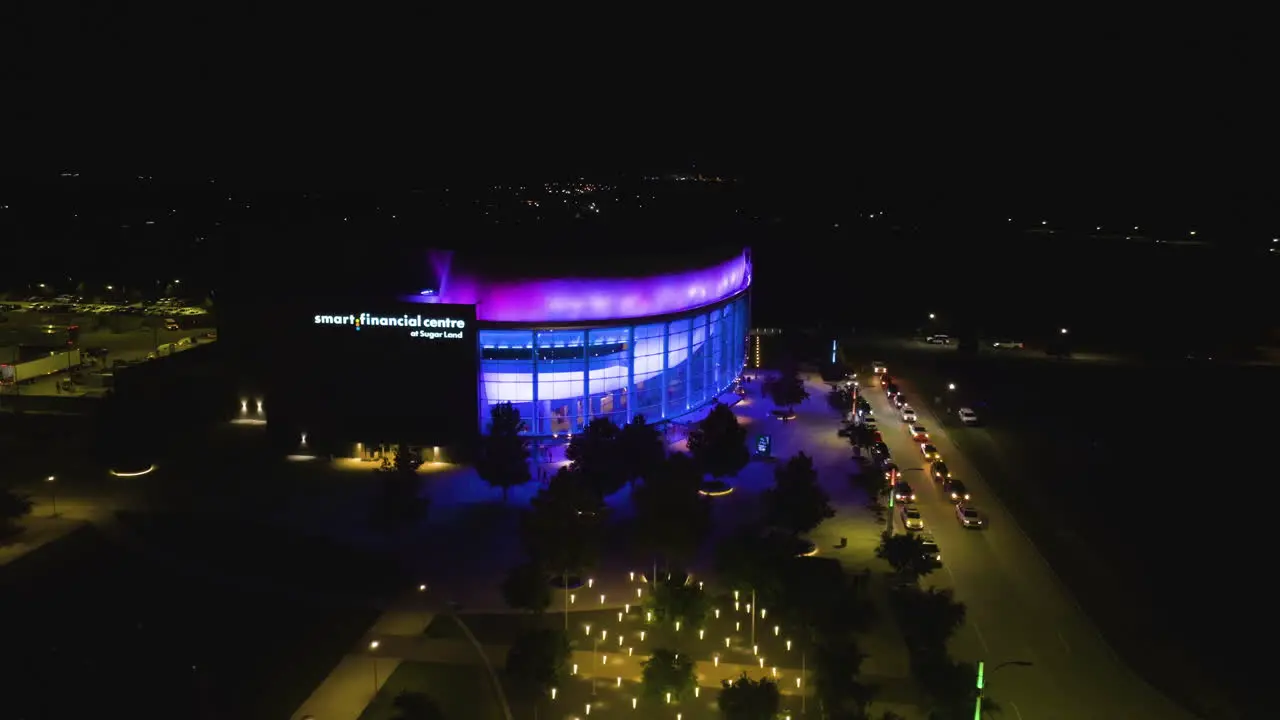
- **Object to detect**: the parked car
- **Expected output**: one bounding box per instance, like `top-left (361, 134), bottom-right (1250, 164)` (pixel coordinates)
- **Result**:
top-left (901, 504), bottom-right (925, 531)
top-left (958, 407), bottom-right (979, 425)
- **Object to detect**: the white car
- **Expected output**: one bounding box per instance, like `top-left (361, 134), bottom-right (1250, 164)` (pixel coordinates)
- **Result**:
top-left (900, 504), bottom-right (925, 531)
top-left (958, 408), bottom-right (979, 425)
top-left (991, 340), bottom-right (1025, 349)
top-left (873, 361), bottom-right (887, 374)
top-left (925, 335), bottom-right (950, 344)
top-left (956, 504), bottom-right (984, 528)
top-left (900, 406), bottom-right (917, 423)
top-left (918, 533), bottom-right (942, 563)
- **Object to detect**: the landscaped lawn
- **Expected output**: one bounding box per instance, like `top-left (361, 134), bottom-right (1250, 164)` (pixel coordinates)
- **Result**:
top-left (358, 661), bottom-right (504, 720)
top-left (0, 525), bottom-right (380, 720)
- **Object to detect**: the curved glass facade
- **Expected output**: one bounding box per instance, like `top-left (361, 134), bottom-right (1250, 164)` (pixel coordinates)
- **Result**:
top-left (478, 294), bottom-right (748, 435)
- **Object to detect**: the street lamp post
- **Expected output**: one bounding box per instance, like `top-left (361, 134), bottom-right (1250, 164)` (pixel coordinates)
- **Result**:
top-left (885, 468), bottom-right (897, 535)
top-left (45, 475), bottom-right (58, 517)
top-left (369, 640), bottom-right (380, 696)
top-left (974, 659), bottom-right (1033, 719)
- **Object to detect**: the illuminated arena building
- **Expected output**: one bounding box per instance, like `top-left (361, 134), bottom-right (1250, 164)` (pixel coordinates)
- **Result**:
top-left (448, 250), bottom-right (752, 436)
top-left (229, 248), bottom-right (751, 457)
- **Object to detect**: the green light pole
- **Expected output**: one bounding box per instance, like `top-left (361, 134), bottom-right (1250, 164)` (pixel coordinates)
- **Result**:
top-left (885, 468), bottom-right (897, 535)
top-left (975, 659), bottom-right (1033, 719)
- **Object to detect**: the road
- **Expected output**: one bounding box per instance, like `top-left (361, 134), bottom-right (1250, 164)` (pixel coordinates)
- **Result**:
top-left (864, 370), bottom-right (1193, 719)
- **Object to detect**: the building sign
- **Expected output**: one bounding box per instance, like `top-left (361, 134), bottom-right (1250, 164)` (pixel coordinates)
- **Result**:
top-left (312, 312), bottom-right (468, 340)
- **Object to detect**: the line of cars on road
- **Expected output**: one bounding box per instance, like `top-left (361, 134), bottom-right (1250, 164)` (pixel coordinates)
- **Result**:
top-left (860, 363), bottom-right (987, 557)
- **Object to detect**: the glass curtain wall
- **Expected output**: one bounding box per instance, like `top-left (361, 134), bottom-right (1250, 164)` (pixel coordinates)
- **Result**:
top-left (477, 295), bottom-right (747, 435)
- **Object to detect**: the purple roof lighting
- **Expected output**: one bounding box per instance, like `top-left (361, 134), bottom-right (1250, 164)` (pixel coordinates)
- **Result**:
top-left (404, 250), bottom-right (752, 323)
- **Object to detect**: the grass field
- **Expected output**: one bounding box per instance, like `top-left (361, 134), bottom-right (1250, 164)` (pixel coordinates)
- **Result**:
top-left (884, 346), bottom-right (1275, 717)
top-left (0, 521), bottom-right (385, 719)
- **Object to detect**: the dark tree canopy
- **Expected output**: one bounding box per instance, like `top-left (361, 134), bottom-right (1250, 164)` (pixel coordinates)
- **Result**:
top-left (633, 452), bottom-right (711, 571)
top-left (505, 628), bottom-right (571, 702)
top-left (763, 452), bottom-right (834, 536)
top-left (875, 533), bottom-right (941, 582)
top-left (566, 417), bottom-right (627, 498)
top-left (521, 468), bottom-right (601, 576)
top-left (765, 359), bottom-right (810, 410)
top-left (370, 444), bottom-right (428, 533)
top-left (687, 402), bottom-right (749, 480)
top-left (476, 402), bottom-right (531, 501)
top-left (618, 414), bottom-right (666, 488)
top-left (718, 673), bottom-right (781, 720)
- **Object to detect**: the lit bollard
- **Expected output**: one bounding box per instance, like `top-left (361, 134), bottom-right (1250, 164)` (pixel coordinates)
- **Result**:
top-left (772, 666), bottom-right (778, 677)
top-left (602, 655), bottom-right (607, 665)
top-left (761, 608), bottom-right (767, 620)
top-left (632, 697), bottom-right (637, 709)
top-left (628, 646), bottom-right (633, 656)
top-left (735, 601), bottom-right (740, 611)
top-left (636, 588), bottom-right (642, 598)
top-left (695, 686), bottom-right (701, 698)
top-left (586, 702), bottom-right (591, 715)
top-left (551, 687), bottom-right (558, 700)
top-left (585, 625), bottom-right (592, 636)
top-left (625, 603), bottom-right (631, 614)
top-left (616, 676), bottom-right (622, 687)
top-left (736, 621), bottom-right (740, 631)
top-left (759, 657), bottom-right (765, 668)
top-left (629, 571), bottom-right (635, 582)
top-left (666, 692), bottom-right (672, 704)
top-left (675, 621), bottom-right (681, 632)
top-left (774, 625), bottom-right (780, 636)
top-left (571, 594), bottom-right (576, 605)
top-left (646, 611), bottom-right (653, 622)
top-left (588, 578), bottom-right (594, 588)
top-left (640, 631), bottom-right (646, 641)
top-left (786, 639), bottom-right (792, 651)
top-left (698, 581), bottom-right (704, 590)
top-left (699, 629), bottom-right (705, 640)
top-left (573, 663), bottom-right (579, 674)
top-left (714, 608), bottom-right (720, 619)
top-left (600, 594), bottom-right (606, 605)
top-left (618, 611), bottom-right (624, 622)
top-left (734, 590), bottom-right (740, 600)
top-left (714, 654), bottom-right (720, 667)
top-left (725, 637), bottom-right (731, 647)
top-left (746, 603), bottom-right (751, 614)
top-left (618, 636), bottom-right (623, 647)
top-left (753, 644), bottom-right (758, 655)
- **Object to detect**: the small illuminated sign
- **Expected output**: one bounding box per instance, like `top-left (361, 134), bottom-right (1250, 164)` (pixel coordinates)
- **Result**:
top-left (312, 312), bottom-right (468, 340)
top-left (756, 434), bottom-right (772, 457)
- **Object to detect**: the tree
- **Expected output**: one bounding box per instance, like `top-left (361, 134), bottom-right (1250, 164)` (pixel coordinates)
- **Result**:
top-left (618, 414), bottom-right (666, 490)
top-left (876, 534), bottom-right (941, 582)
top-left (641, 648), bottom-right (696, 701)
top-left (646, 573), bottom-right (710, 627)
top-left (370, 444), bottom-right (428, 534)
top-left (566, 416), bottom-right (628, 499)
top-left (687, 402), bottom-right (749, 481)
top-left (714, 528), bottom-right (798, 611)
top-left (501, 561), bottom-right (552, 614)
top-left (763, 452), bottom-right (834, 536)
top-left (896, 586), bottom-right (967, 650)
top-left (476, 402), bottom-right (531, 502)
top-left (827, 387), bottom-right (853, 413)
top-left (505, 628), bottom-right (571, 705)
top-left (0, 487), bottom-right (34, 545)
top-left (765, 359), bottom-right (809, 411)
top-left (521, 468), bottom-right (601, 583)
top-left (717, 673), bottom-right (781, 720)
top-left (390, 691), bottom-right (445, 720)
top-left (812, 640), bottom-right (876, 719)
top-left (634, 453), bottom-right (711, 573)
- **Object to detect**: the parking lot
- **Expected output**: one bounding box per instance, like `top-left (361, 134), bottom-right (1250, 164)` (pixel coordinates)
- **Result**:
top-left (0, 297), bottom-right (217, 399)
